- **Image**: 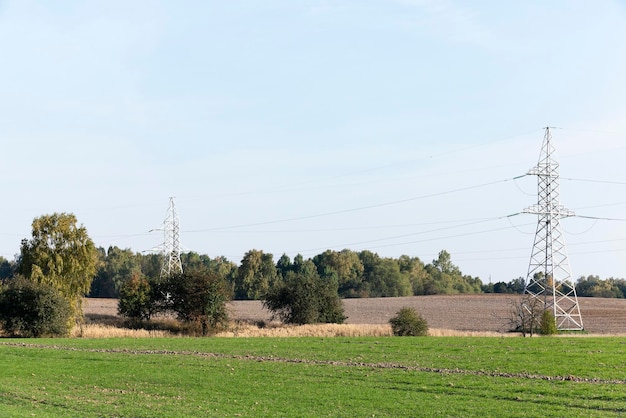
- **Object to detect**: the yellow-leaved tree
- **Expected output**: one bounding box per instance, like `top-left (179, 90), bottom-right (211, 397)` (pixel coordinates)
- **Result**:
top-left (18, 213), bottom-right (99, 323)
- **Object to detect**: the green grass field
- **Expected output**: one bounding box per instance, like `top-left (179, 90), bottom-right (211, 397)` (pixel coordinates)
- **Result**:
top-left (1, 336), bottom-right (625, 417)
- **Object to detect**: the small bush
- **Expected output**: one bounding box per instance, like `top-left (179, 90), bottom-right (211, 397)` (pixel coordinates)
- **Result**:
top-left (389, 307), bottom-right (428, 336)
top-left (0, 278), bottom-right (72, 337)
top-left (167, 270), bottom-right (231, 335)
top-left (118, 273), bottom-right (153, 320)
top-left (264, 269), bottom-right (345, 325)
top-left (539, 309), bottom-right (558, 335)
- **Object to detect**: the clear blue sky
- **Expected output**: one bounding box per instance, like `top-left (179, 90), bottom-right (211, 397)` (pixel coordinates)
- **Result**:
top-left (1, 0), bottom-right (626, 282)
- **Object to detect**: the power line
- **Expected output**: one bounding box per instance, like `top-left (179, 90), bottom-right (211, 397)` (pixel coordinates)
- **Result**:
top-left (297, 219), bottom-right (536, 255)
top-left (183, 176), bottom-right (525, 233)
top-left (576, 215), bottom-right (626, 222)
top-left (573, 201), bottom-right (626, 211)
top-left (562, 177), bottom-right (626, 186)
top-left (187, 217), bottom-right (505, 234)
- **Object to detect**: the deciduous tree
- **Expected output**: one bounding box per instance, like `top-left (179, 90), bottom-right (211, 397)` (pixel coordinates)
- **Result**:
top-left (167, 270), bottom-right (231, 334)
top-left (18, 213), bottom-right (99, 321)
top-left (235, 250), bottom-right (278, 300)
top-left (264, 259), bottom-right (345, 324)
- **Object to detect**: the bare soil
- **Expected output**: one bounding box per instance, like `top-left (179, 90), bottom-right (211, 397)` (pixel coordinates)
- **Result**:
top-left (83, 295), bottom-right (626, 335)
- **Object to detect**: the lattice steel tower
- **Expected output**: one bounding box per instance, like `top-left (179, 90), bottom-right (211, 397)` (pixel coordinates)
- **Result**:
top-left (523, 127), bottom-right (583, 330)
top-left (159, 197), bottom-right (183, 278)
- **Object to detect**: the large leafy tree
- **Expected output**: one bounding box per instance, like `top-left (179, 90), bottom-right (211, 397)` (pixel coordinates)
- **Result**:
top-left (425, 250), bottom-right (482, 294)
top-left (313, 249), bottom-right (364, 297)
top-left (117, 272), bottom-right (153, 320)
top-left (166, 270), bottom-right (231, 334)
top-left (181, 253), bottom-right (237, 283)
top-left (235, 249), bottom-right (278, 300)
top-left (369, 258), bottom-right (412, 297)
top-left (18, 213), bottom-right (99, 320)
top-left (398, 255), bottom-right (430, 295)
top-left (91, 246), bottom-right (142, 298)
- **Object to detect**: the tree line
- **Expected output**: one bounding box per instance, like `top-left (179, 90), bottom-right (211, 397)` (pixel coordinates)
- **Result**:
top-left (2, 212), bottom-right (625, 337)
top-left (4, 246), bottom-right (622, 300)
top-left (1, 219), bottom-right (625, 304)
top-left (85, 247), bottom-right (484, 299)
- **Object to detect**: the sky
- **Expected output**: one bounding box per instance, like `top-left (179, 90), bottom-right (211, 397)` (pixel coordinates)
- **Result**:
top-left (1, 0), bottom-right (626, 283)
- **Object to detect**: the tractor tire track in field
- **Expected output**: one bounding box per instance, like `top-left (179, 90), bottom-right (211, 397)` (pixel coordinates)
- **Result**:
top-left (3, 342), bottom-right (625, 385)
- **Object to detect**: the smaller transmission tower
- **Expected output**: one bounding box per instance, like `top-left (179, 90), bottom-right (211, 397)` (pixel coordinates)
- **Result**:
top-left (159, 197), bottom-right (183, 278)
top-left (523, 127), bottom-right (583, 330)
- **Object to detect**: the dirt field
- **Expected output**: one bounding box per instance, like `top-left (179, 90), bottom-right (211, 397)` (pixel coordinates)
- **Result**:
top-left (83, 295), bottom-right (626, 335)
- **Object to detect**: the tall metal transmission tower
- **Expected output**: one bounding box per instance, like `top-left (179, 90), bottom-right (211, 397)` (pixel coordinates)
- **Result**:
top-left (523, 127), bottom-right (583, 330)
top-left (159, 197), bottom-right (183, 278)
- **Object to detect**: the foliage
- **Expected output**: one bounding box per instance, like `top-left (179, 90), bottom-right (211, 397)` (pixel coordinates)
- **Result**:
top-left (369, 257), bottom-right (412, 297)
top-left (0, 277), bottom-right (71, 337)
top-left (264, 260), bottom-right (345, 324)
top-left (0, 256), bottom-right (15, 279)
top-left (18, 213), bottom-right (99, 321)
top-left (235, 249), bottom-right (278, 300)
top-left (117, 272), bottom-right (153, 320)
top-left (389, 307), bottom-right (428, 336)
top-left (166, 270), bottom-right (231, 334)
top-left (89, 247), bottom-right (554, 302)
top-left (482, 277), bottom-right (526, 294)
top-left (90, 246), bottom-right (142, 298)
top-left (576, 275), bottom-right (626, 298)
top-left (540, 309), bottom-right (558, 335)
top-left (398, 255), bottom-right (430, 296)
top-left (422, 250), bottom-right (482, 295)
top-left (116, 269), bottom-right (231, 335)
top-left (181, 253), bottom-right (237, 279)
top-left (313, 249), bottom-right (365, 297)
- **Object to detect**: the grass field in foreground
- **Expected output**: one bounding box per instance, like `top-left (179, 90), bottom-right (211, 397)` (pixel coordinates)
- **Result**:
top-left (0, 337), bottom-right (625, 417)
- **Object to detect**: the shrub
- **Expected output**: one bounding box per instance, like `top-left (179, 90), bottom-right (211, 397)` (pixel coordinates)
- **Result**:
top-left (508, 295), bottom-right (543, 337)
top-left (0, 277), bottom-right (72, 337)
top-left (118, 273), bottom-right (153, 320)
top-left (264, 268), bottom-right (345, 325)
top-left (539, 309), bottom-right (558, 335)
top-left (389, 307), bottom-right (428, 336)
top-left (166, 270), bottom-right (231, 335)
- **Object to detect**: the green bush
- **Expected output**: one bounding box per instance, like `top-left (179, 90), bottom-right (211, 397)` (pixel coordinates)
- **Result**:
top-left (389, 307), bottom-right (428, 336)
top-left (118, 273), bottom-right (153, 320)
top-left (264, 268), bottom-right (345, 325)
top-left (539, 309), bottom-right (558, 335)
top-left (166, 270), bottom-right (231, 335)
top-left (0, 277), bottom-right (72, 337)
top-left (117, 270), bottom-right (231, 336)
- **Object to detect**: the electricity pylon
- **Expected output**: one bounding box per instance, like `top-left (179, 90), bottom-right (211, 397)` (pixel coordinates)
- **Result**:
top-left (523, 127), bottom-right (583, 330)
top-left (159, 197), bottom-right (183, 278)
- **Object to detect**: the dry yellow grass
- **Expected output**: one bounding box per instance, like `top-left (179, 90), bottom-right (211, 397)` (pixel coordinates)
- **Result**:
top-left (71, 324), bottom-right (170, 338)
top-left (71, 323), bottom-right (517, 339)
top-left (72, 322), bottom-right (623, 339)
top-left (216, 323), bottom-right (516, 338)
top-left (217, 322), bottom-right (393, 338)
top-left (70, 322), bottom-right (395, 338)
top-left (427, 328), bottom-right (515, 337)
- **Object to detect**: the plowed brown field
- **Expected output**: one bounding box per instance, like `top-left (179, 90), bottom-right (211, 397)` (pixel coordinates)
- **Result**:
top-left (84, 295), bottom-right (626, 335)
